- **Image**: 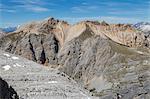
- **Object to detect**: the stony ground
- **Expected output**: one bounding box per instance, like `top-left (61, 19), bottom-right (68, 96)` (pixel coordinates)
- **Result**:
top-left (0, 50), bottom-right (92, 99)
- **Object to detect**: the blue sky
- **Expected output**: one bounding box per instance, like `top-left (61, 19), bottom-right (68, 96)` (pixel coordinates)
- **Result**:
top-left (0, 0), bottom-right (150, 27)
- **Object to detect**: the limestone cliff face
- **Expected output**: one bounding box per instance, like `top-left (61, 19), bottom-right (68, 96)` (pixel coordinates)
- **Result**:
top-left (0, 18), bottom-right (150, 98)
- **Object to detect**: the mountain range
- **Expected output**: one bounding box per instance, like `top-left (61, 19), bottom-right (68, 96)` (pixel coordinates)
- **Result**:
top-left (133, 22), bottom-right (150, 32)
top-left (0, 26), bottom-right (17, 38)
top-left (0, 26), bottom-right (17, 33)
top-left (0, 17), bottom-right (150, 99)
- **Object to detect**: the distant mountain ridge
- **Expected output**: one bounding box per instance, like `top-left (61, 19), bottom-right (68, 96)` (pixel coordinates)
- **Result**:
top-left (0, 26), bottom-right (17, 33)
top-left (133, 22), bottom-right (150, 32)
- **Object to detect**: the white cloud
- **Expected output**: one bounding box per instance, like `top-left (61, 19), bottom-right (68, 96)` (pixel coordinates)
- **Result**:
top-left (82, 2), bottom-right (88, 5)
top-left (27, 6), bottom-right (49, 12)
top-left (101, 2), bottom-right (132, 6)
top-left (11, 0), bottom-right (43, 5)
top-left (108, 8), bottom-right (146, 15)
top-left (6, 0), bottom-right (51, 13)
top-left (71, 6), bottom-right (88, 13)
top-left (71, 5), bottom-right (99, 13)
top-left (0, 3), bottom-right (16, 13)
top-left (5, 9), bottom-right (16, 13)
top-left (13, 4), bottom-right (50, 12)
top-left (0, 8), bottom-right (16, 13)
top-left (12, 0), bottom-right (57, 6)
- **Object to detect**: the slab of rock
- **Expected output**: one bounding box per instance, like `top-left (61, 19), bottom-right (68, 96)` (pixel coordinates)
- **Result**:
top-left (0, 50), bottom-right (91, 99)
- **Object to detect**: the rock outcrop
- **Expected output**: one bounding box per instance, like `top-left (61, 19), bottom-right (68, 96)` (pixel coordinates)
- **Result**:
top-left (0, 77), bottom-right (19, 99)
top-left (0, 17), bottom-right (150, 98)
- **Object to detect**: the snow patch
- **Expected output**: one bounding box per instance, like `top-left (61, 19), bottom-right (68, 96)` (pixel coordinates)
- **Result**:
top-left (11, 56), bottom-right (19, 60)
top-left (80, 92), bottom-right (91, 99)
top-left (13, 63), bottom-right (24, 67)
top-left (137, 51), bottom-right (143, 54)
top-left (48, 81), bottom-right (58, 84)
top-left (90, 76), bottom-right (113, 92)
top-left (3, 53), bottom-right (10, 57)
top-left (2, 65), bottom-right (11, 71)
top-left (141, 25), bottom-right (150, 32)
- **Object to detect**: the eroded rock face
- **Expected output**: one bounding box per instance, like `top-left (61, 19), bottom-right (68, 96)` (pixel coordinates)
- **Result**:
top-left (0, 18), bottom-right (150, 98)
top-left (0, 32), bottom-right (59, 65)
top-left (57, 21), bottom-right (149, 98)
top-left (0, 18), bottom-right (70, 65)
top-left (87, 22), bottom-right (149, 48)
top-left (58, 35), bottom-right (150, 98)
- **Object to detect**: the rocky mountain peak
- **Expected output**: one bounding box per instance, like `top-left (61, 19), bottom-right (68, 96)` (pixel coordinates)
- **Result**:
top-left (100, 20), bottom-right (109, 26)
top-left (16, 17), bottom-right (70, 35)
top-left (0, 17), bottom-right (150, 98)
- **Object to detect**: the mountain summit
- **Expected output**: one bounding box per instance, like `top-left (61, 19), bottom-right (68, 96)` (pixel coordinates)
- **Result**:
top-left (0, 17), bottom-right (150, 98)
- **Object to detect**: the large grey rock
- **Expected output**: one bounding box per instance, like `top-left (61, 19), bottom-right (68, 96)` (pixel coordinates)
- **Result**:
top-left (0, 50), bottom-right (91, 99)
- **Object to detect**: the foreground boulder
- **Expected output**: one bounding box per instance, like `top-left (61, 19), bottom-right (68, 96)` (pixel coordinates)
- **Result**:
top-left (0, 77), bottom-right (19, 99)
